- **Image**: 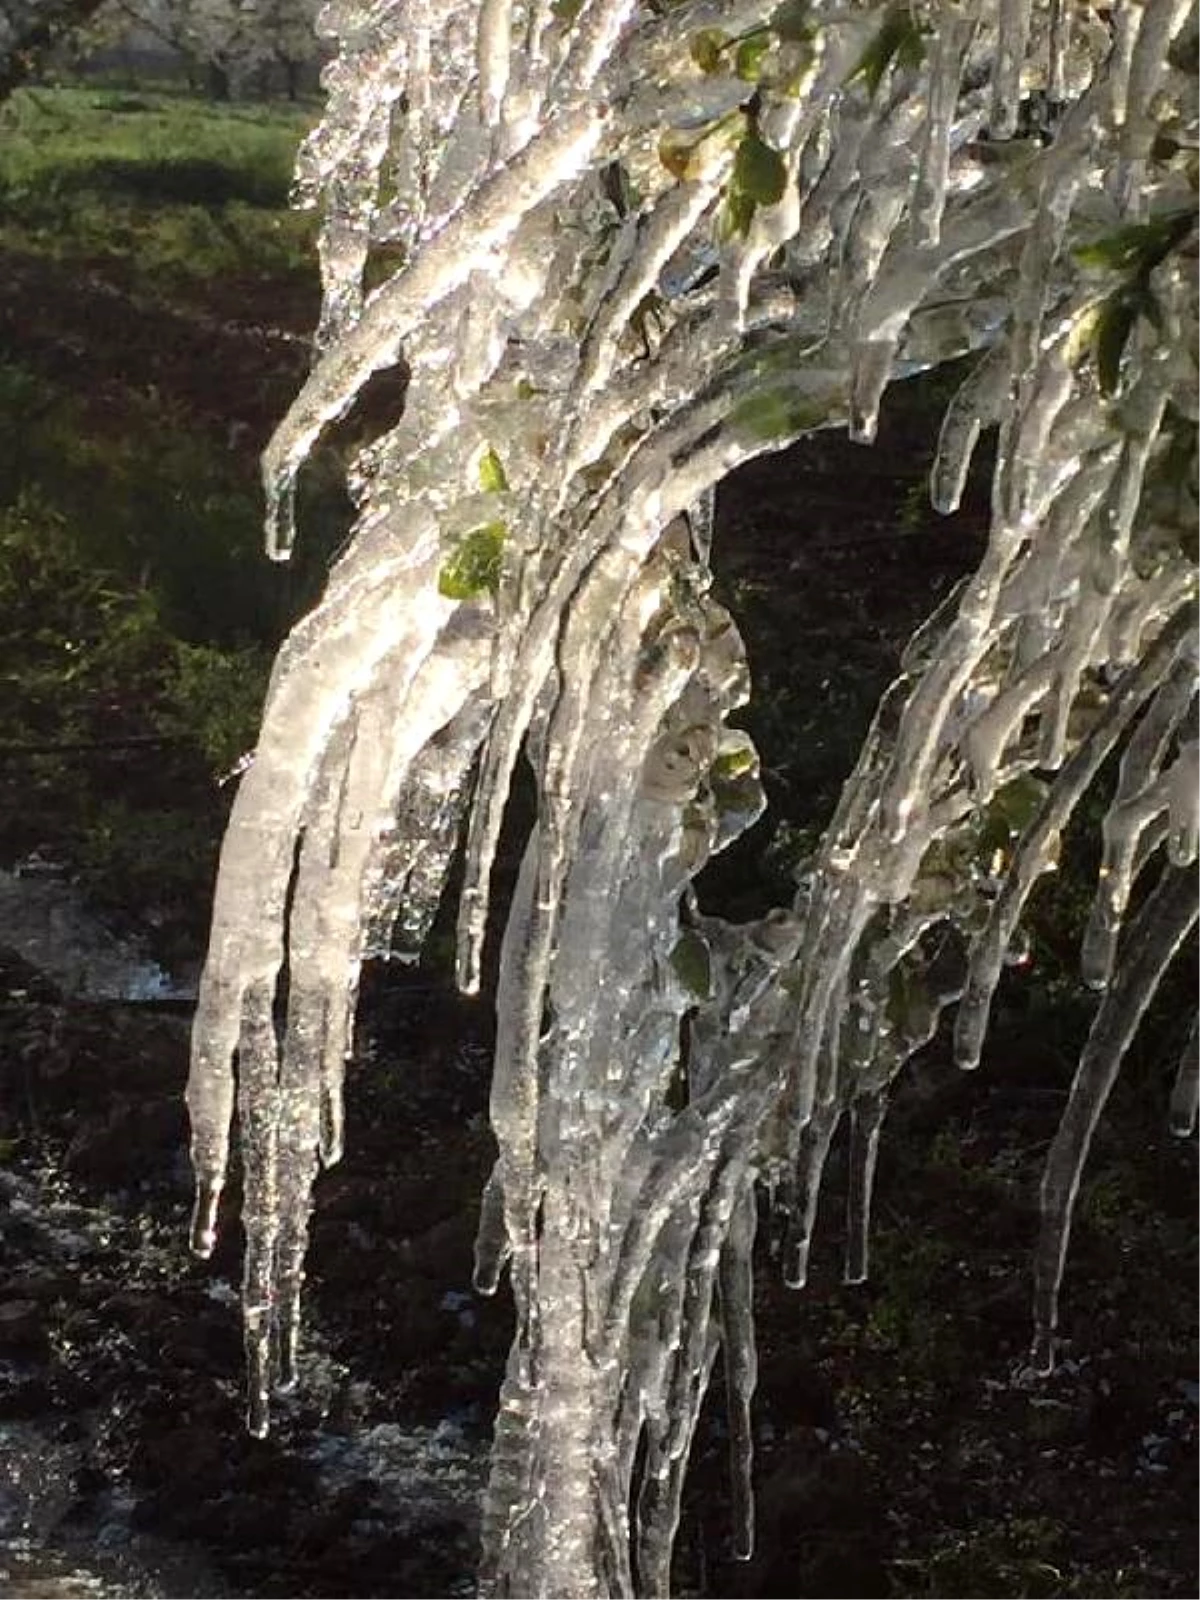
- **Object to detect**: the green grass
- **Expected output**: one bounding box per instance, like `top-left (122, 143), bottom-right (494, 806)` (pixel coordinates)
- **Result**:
top-left (0, 359), bottom-right (340, 644)
top-left (0, 85), bottom-right (346, 954)
top-left (0, 86), bottom-right (317, 289)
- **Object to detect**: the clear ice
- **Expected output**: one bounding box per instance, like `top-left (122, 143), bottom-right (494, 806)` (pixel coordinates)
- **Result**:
top-left (186, 0), bottom-right (1199, 1591)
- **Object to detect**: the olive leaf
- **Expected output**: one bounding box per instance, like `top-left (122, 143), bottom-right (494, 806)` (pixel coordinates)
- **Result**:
top-left (733, 129), bottom-right (787, 205)
top-left (712, 743), bottom-right (757, 781)
top-left (735, 31), bottom-right (772, 81)
top-left (975, 774), bottom-right (1050, 868)
top-left (730, 387), bottom-right (826, 442)
top-left (990, 774), bottom-right (1050, 836)
top-left (438, 521), bottom-right (506, 600)
top-left (847, 5), bottom-right (927, 98)
top-left (716, 188), bottom-right (758, 241)
top-left (689, 28), bottom-right (730, 73)
top-left (1073, 209), bottom-right (1195, 275)
top-left (478, 446), bottom-right (509, 493)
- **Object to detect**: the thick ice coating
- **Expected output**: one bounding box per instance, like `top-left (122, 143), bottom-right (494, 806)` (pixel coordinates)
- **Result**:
top-left (187, 0), bottom-right (1198, 1591)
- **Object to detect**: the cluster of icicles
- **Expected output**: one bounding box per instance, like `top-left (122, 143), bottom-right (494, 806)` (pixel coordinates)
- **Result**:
top-left (185, 0), bottom-right (1198, 1592)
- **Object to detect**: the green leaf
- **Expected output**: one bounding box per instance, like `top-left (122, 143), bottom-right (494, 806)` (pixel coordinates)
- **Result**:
top-left (990, 774), bottom-right (1049, 836)
top-left (716, 189), bottom-right (757, 241)
top-left (1073, 210), bottom-right (1195, 275)
top-left (730, 387), bottom-right (826, 441)
top-left (735, 31), bottom-right (772, 81)
top-left (670, 931), bottom-right (712, 1000)
top-left (477, 445), bottom-right (509, 493)
top-left (1094, 290), bottom-right (1139, 396)
top-left (847, 5), bottom-right (926, 97)
top-left (549, 0), bottom-right (584, 23)
top-left (976, 774), bottom-right (1049, 866)
top-left (712, 742), bottom-right (757, 781)
top-left (733, 130), bottom-right (787, 205)
top-left (689, 28), bottom-right (729, 73)
top-left (438, 521), bottom-right (506, 601)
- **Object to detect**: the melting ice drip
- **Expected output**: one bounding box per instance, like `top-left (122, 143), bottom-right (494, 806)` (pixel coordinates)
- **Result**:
top-left (185, 0), bottom-right (1198, 1593)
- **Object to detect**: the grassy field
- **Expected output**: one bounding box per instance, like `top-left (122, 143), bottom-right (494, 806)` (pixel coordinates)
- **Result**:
top-left (0, 86), bottom-right (344, 952)
top-left (0, 85), bottom-right (316, 291)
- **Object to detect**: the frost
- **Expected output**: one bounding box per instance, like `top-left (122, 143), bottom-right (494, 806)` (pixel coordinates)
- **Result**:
top-left (186, 0), bottom-right (1198, 1592)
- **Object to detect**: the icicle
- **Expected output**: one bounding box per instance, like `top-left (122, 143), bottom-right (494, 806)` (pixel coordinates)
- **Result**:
top-left (781, 1098), bottom-right (841, 1290)
top-left (555, 0), bottom-right (636, 98)
top-left (844, 1089), bottom-right (887, 1284)
top-left (1166, 738), bottom-right (1200, 864)
top-left (1116, 0), bottom-right (1190, 213)
top-left (955, 602), bottom-right (1196, 1068)
top-left (990, 0), bottom-right (1035, 139)
top-left (717, 1183), bottom-right (758, 1563)
top-left (1031, 867), bottom-right (1198, 1373)
top-left (1046, 0), bottom-right (1070, 102)
top-left (477, 0), bottom-right (513, 128)
top-left (477, 1347), bottom-right (540, 1594)
top-left (635, 1163), bottom-right (737, 1596)
top-left (1082, 670), bottom-right (1198, 986)
top-left (236, 980), bottom-right (282, 1441)
top-left (635, 1332), bottom-right (721, 1600)
top-left (576, 177), bottom-right (728, 405)
top-left (1169, 1014), bottom-right (1200, 1137)
top-left (912, 4), bottom-right (977, 249)
top-left (187, 0), bottom-right (1190, 1585)
top-left (487, 828), bottom-right (544, 1250)
top-left (930, 345), bottom-right (1010, 516)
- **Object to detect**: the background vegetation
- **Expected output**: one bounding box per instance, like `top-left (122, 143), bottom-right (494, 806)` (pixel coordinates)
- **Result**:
top-left (0, 84), bottom-right (345, 951)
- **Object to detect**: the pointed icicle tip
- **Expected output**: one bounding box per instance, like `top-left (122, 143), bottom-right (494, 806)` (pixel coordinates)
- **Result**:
top-left (782, 1232), bottom-right (810, 1290)
top-left (189, 1180), bottom-right (222, 1259)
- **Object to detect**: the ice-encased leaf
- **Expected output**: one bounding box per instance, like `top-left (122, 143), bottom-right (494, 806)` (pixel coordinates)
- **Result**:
top-left (439, 521), bottom-right (507, 599)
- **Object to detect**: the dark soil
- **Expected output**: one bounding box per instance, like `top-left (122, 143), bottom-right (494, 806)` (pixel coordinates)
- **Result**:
top-left (0, 256), bottom-right (1195, 1599)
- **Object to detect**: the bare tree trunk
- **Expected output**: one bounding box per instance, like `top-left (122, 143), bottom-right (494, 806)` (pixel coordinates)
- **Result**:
top-left (205, 58), bottom-right (230, 101)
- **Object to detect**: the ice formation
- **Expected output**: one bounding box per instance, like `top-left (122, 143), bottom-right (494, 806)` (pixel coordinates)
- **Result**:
top-left (185, 0), bottom-right (1198, 1592)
